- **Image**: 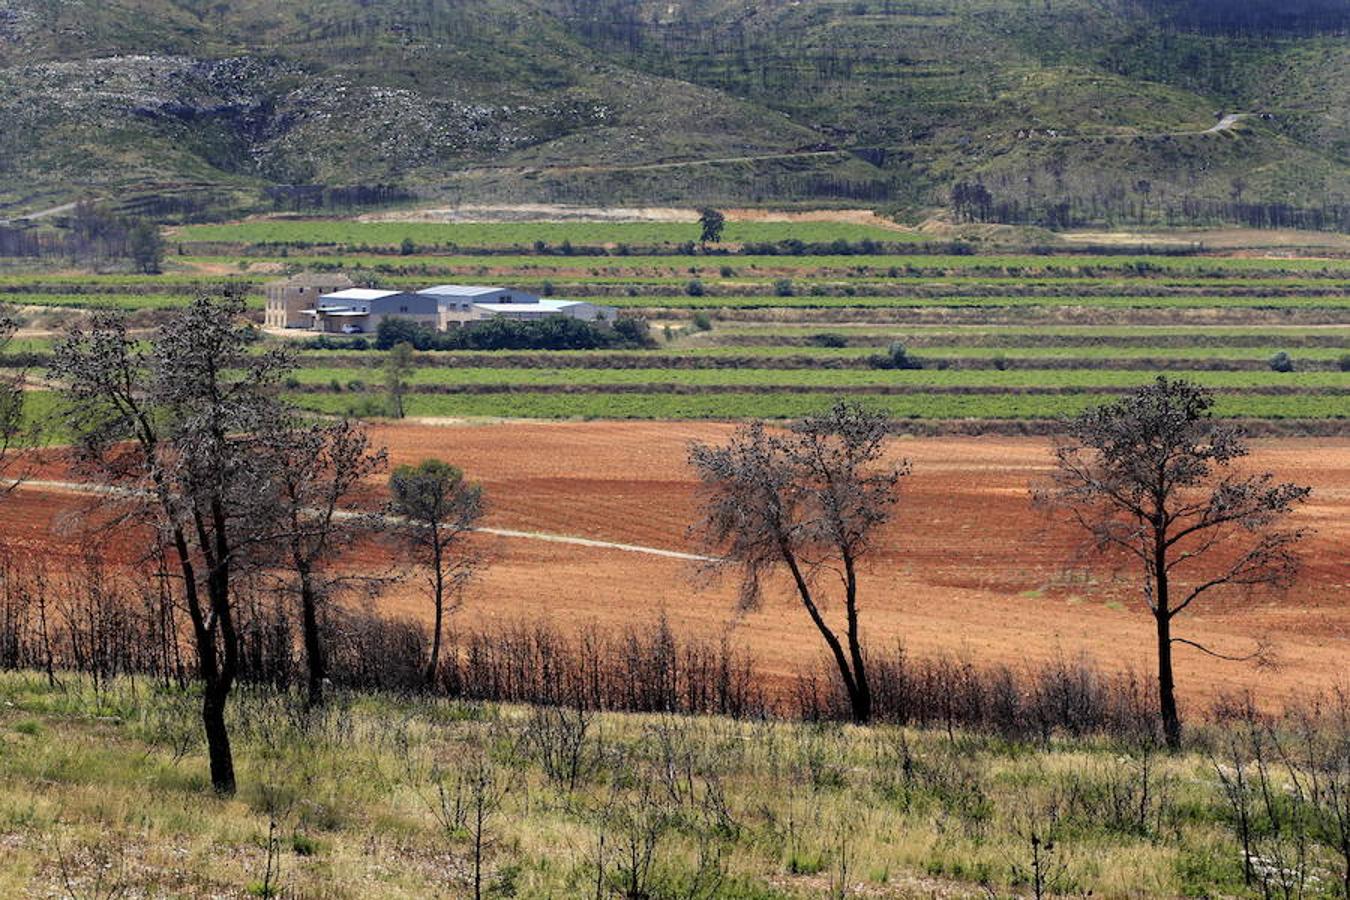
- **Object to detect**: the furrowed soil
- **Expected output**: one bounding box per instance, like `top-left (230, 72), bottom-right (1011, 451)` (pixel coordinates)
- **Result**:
top-left (6, 422), bottom-right (1348, 710)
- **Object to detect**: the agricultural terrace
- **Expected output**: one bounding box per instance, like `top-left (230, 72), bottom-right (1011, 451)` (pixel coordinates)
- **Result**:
top-left (2, 217), bottom-right (1347, 427)
top-left (3, 219), bottom-right (1349, 899)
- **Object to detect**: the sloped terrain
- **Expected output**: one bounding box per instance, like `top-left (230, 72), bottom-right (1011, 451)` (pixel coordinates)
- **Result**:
top-left (0, 0), bottom-right (1346, 219)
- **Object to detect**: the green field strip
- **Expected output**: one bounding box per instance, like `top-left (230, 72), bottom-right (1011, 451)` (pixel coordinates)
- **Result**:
top-left (4, 287), bottom-right (1343, 312)
top-left (0, 293), bottom-right (263, 310)
top-left (291, 390), bottom-right (1350, 420)
top-left (607, 294), bottom-right (1350, 310)
top-left (701, 334), bottom-right (1350, 349)
top-left (705, 324), bottom-right (1350, 339)
top-left (292, 344), bottom-right (1350, 364)
top-left (0, 338), bottom-right (55, 354)
top-left (175, 247), bottom-right (1350, 275)
top-left (910, 346), bottom-right (1349, 360)
top-left (0, 274), bottom-right (268, 292)
top-left (288, 366), bottom-right (1350, 390)
top-left (17, 268), bottom-right (1348, 295)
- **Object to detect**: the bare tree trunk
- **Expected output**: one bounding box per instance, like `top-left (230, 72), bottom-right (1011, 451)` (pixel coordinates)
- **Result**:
top-left (1154, 547), bottom-right (1182, 750)
top-left (1156, 611), bottom-right (1181, 750)
top-left (783, 547), bottom-right (866, 723)
top-left (35, 582), bottom-right (56, 688)
top-left (202, 681), bottom-right (235, 794)
top-left (298, 564), bottom-right (326, 709)
top-left (427, 534), bottom-right (445, 688)
top-left (209, 504), bottom-right (240, 794)
top-left (179, 504), bottom-right (240, 796)
top-left (843, 555), bottom-right (871, 725)
top-left (173, 529), bottom-right (236, 794)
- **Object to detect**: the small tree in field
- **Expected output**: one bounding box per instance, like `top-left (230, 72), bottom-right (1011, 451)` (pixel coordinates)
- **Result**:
top-left (258, 417), bottom-right (388, 709)
top-left (698, 208), bottom-right (726, 244)
top-left (1040, 377), bottom-right (1310, 749)
top-left (0, 309), bottom-right (32, 495)
top-left (386, 341), bottom-right (414, 419)
top-left (689, 400), bottom-right (907, 724)
top-left (388, 460), bottom-right (484, 686)
top-left (128, 219), bottom-right (164, 274)
top-left (51, 295), bottom-right (293, 793)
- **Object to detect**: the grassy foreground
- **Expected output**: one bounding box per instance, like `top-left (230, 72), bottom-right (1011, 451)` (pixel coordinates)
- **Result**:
top-left (1, 672), bottom-right (1339, 899)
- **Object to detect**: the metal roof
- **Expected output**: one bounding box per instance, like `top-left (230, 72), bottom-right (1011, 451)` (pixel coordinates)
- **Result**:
top-left (417, 284), bottom-right (514, 297)
top-left (304, 307), bottom-right (369, 315)
top-left (473, 300), bottom-right (587, 313)
top-left (320, 288), bottom-right (403, 301)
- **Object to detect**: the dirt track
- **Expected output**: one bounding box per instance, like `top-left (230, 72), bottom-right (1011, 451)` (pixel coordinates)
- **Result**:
top-left (5, 422), bottom-right (1348, 709)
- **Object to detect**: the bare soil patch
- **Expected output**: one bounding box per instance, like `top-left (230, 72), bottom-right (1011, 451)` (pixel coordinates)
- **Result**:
top-left (1060, 227), bottom-right (1350, 252)
top-left (355, 204), bottom-right (916, 232)
top-left (7, 423), bottom-right (1347, 710)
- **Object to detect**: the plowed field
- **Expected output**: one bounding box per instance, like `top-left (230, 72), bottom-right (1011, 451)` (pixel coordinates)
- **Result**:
top-left (6, 422), bottom-right (1348, 709)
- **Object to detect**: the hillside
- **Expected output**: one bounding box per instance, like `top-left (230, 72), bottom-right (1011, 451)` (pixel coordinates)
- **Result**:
top-left (0, 0), bottom-right (1346, 226)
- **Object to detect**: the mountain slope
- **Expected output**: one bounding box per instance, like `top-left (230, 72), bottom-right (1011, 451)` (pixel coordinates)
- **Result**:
top-left (0, 0), bottom-right (1345, 224)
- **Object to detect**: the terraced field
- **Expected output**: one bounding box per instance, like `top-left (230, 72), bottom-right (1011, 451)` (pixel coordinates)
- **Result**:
top-left (3, 220), bottom-right (1348, 428)
top-left (173, 219), bottom-right (923, 248)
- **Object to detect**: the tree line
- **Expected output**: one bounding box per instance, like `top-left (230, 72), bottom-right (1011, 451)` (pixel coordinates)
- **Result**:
top-left (1131, 0), bottom-right (1350, 35)
top-left (0, 202), bottom-right (164, 272)
top-left (951, 180), bottom-right (1350, 233)
top-left (262, 183), bottom-right (416, 213)
top-left (371, 315), bottom-right (656, 353)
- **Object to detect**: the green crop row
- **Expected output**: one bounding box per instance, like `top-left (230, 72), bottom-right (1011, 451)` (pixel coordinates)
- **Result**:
top-left (908, 346), bottom-right (1348, 360)
top-left (705, 324), bottom-right (1350, 339)
top-left (291, 390), bottom-right (1350, 420)
top-left (3, 287), bottom-right (1343, 313)
top-left (293, 344), bottom-right (1349, 362)
top-left (0, 294), bottom-right (263, 311)
top-left (176, 232), bottom-right (1350, 271)
top-left (0, 276), bottom-right (266, 296)
top-left (288, 366), bottom-right (1350, 390)
top-left (608, 294), bottom-right (1350, 310)
top-left (178, 254), bottom-right (1350, 281)
top-left (16, 387), bottom-right (1346, 429)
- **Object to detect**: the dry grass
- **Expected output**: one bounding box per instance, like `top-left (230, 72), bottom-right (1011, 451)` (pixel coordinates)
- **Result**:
top-left (4, 672), bottom-right (1339, 899)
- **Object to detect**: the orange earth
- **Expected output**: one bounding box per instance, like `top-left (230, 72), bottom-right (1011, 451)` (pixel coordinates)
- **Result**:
top-left (4, 423), bottom-right (1347, 709)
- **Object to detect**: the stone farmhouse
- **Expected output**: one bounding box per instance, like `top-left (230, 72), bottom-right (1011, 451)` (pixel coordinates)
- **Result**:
top-left (263, 272), bottom-right (353, 329)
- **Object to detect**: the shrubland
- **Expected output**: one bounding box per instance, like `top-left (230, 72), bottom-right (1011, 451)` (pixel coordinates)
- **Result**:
top-left (1, 667), bottom-right (1347, 898)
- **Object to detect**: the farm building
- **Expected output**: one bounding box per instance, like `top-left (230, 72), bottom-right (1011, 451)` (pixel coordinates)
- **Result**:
top-left (264, 273), bottom-right (354, 328)
top-left (470, 298), bottom-right (612, 322)
top-left (306, 288), bottom-right (438, 334)
top-left (417, 284), bottom-right (614, 327)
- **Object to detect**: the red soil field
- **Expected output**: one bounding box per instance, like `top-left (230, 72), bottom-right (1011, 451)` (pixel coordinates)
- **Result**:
top-left (5, 422), bottom-right (1348, 710)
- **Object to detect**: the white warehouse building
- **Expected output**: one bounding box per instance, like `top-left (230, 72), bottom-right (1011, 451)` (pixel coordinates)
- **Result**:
top-left (416, 284), bottom-right (615, 329)
top-left (306, 288), bottom-right (439, 334)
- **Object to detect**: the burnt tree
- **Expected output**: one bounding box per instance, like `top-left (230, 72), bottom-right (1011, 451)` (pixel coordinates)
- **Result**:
top-left (387, 459), bottom-right (484, 686)
top-left (689, 400), bottom-right (907, 724)
top-left (0, 309), bottom-right (31, 495)
top-left (258, 416), bottom-right (387, 709)
top-left (51, 295), bottom-right (293, 794)
top-left (1040, 377), bottom-right (1310, 749)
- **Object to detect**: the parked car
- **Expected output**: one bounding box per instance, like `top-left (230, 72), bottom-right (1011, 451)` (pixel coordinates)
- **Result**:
top-left (341, 324), bottom-right (364, 334)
